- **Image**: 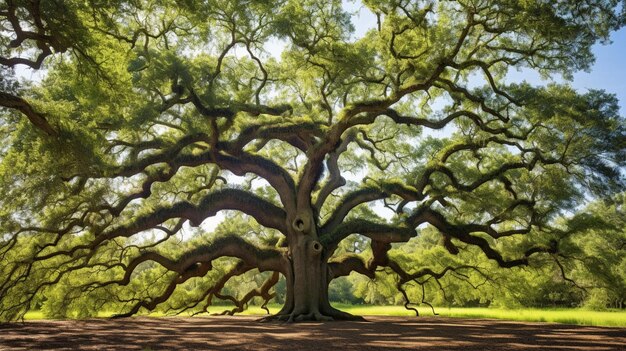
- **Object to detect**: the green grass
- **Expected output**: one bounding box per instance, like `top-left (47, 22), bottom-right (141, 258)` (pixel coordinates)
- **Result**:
top-left (198, 304), bottom-right (626, 327)
top-left (329, 304), bottom-right (626, 327)
top-left (22, 310), bottom-right (46, 320)
top-left (432, 307), bottom-right (626, 327)
top-left (23, 305), bottom-right (626, 327)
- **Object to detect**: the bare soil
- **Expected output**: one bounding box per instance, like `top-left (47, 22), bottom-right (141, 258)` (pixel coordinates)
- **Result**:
top-left (0, 315), bottom-right (624, 350)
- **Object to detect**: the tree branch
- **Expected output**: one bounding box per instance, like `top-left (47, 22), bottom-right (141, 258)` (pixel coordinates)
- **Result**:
top-left (0, 92), bottom-right (57, 136)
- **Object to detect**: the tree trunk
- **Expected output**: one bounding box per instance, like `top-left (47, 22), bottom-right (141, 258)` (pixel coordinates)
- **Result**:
top-left (263, 211), bottom-right (362, 322)
top-left (289, 233), bottom-right (330, 321)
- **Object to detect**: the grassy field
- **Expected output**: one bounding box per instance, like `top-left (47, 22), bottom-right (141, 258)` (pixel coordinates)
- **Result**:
top-left (330, 304), bottom-right (626, 327)
top-left (242, 304), bottom-right (626, 327)
top-left (22, 305), bottom-right (626, 327)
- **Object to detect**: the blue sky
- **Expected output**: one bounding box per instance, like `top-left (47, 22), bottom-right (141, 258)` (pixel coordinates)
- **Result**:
top-left (504, 27), bottom-right (626, 114)
top-left (572, 28), bottom-right (626, 113)
top-left (348, 2), bottom-right (626, 114)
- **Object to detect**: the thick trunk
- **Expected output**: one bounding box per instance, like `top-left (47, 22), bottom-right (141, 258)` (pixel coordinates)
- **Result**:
top-left (287, 234), bottom-right (330, 321)
top-left (263, 211), bottom-right (362, 322)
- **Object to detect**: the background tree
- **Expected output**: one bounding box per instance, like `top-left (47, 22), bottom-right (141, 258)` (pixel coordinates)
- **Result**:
top-left (0, 0), bottom-right (624, 322)
top-left (560, 194), bottom-right (626, 309)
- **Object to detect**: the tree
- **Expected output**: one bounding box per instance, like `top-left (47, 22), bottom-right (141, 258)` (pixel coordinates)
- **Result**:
top-left (1, 0), bottom-right (625, 322)
top-left (560, 193), bottom-right (626, 309)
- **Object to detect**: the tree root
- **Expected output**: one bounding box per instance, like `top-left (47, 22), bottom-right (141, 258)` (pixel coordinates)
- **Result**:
top-left (258, 312), bottom-right (331, 323)
top-left (322, 305), bottom-right (367, 321)
top-left (258, 308), bottom-right (365, 323)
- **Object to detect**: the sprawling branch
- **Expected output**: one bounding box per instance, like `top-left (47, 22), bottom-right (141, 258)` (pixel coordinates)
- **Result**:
top-left (187, 87), bottom-right (292, 119)
top-left (328, 254), bottom-right (374, 279)
top-left (410, 208), bottom-right (557, 268)
top-left (322, 220), bottom-right (416, 248)
top-left (99, 133), bottom-right (298, 211)
top-left (105, 188), bottom-right (287, 239)
top-left (321, 181), bottom-right (423, 233)
top-left (29, 189), bottom-right (287, 264)
top-left (0, 0), bottom-right (67, 69)
top-left (219, 121), bottom-right (325, 153)
top-left (296, 54), bottom-right (454, 208)
top-left (214, 271), bottom-right (280, 316)
top-left (114, 262), bottom-right (253, 318)
top-left (0, 92), bottom-right (57, 136)
top-left (119, 236), bottom-right (285, 287)
top-left (214, 152), bottom-right (296, 208)
top-left (321, 188), bottom-right (387, 232)
top-left (108, 235), bottom-right (285, 317)
top-left (314, 131), bottom-right (356, 212)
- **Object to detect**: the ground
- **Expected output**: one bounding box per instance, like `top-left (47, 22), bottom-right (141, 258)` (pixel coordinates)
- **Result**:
top-left (1, 316), bottom-right (625, 350)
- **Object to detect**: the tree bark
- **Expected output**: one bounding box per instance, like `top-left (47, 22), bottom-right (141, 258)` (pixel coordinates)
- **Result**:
top-left (263, 211), bottom-right (362, 322)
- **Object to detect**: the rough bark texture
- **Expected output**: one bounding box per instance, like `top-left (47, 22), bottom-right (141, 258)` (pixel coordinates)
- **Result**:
top-left (264, 209), bottom-right (353, 322)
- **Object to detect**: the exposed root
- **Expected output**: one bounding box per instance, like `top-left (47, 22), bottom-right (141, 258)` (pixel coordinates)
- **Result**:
top-left (321, 304), bottom-right (367, 321)
top-left (257, 314), bottom-right (291, 323)
top-left (258, 312), bottom-right (332, 323)
top-left (258, 306), bottom-right (366, 323)
top-left (295, 312), bottom-right (334, 322)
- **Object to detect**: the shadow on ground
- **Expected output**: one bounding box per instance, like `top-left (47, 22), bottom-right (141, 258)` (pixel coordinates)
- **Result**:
top-left (1, 316), bottom-right (624, 350)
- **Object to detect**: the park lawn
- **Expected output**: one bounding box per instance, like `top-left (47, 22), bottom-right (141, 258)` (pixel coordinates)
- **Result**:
top-left (22, 305), bottom-right (626, 327)
top-left (328, 304), bottom-right (626, 327)
top-left (243, 304), bottom-right (626, 327)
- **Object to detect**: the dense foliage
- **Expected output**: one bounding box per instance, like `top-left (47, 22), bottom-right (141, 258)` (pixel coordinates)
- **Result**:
top-left (1, 0), bottom-right (625, 321)
top-left (330, 194), bottom-right (626, 310)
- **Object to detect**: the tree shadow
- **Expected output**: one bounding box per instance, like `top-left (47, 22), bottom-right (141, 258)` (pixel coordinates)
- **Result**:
top-left (0, 316), bottom-right (624, 350)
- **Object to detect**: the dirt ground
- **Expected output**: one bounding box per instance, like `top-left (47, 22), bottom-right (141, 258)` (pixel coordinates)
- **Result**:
top-left (0, 315), bottom-right (624, 350)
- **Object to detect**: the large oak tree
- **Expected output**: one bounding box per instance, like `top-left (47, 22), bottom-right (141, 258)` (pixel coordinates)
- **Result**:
top-left (1, 0), bottom-right (624, 321)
